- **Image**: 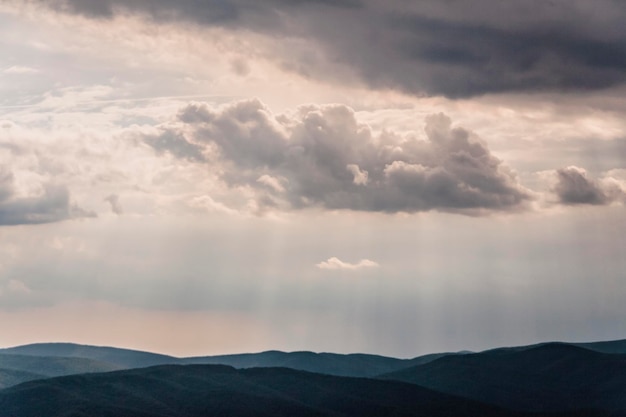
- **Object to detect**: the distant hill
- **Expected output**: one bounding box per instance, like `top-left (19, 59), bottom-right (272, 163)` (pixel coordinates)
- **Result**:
top-left (0, 343), bottom-right (177, 368)
top-left (0, 368), bottom-right (45, 390)
top-left (403, 352), bottom-right (455, 367)
top-left (380, 342), bottom-right (626, 414)
top-left (2, 339), bottom-right (626, 415)
top-left (1, 343), bottom-right (455, 379)
top-left (0, 364), bottom-right (587, 417)
top-left (475, 339), bottom-right (626, 356)
top-left (181, 350), bottom-right (447, 377)
top-left (0, 353), bottom-right (122, 389)
top-left (572, 339), bottom-right (626, 354)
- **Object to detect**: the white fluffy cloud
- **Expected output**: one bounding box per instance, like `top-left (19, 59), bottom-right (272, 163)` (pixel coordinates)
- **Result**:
top-left (3, 66), bottom-right (39, 75)
top-left (316, 257), bottom-right (379, 270)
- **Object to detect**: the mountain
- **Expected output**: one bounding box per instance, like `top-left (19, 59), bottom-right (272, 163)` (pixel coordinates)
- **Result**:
top-left (0, 343), bottom-right (177, 368)
top-left (0, 364), bottom-right (585, 417)
top-left (0, 353), bottom-right (122, 389)
top-left (474, 339), bottom-right (626, 356)
top-left (1, 343), bottom-right (455, 379)
top-left (403, 352), bottom-right (455, 367)
top-left (2, 339), bottom-right (625, 415)
top-left (572, 339), bottom-right (626, 354)
top-left (181, 350), bottom-right (440, 377)
top-left (380, 342), bottom-right (626, 414)
top-left (0, 368), bottom-right (45, 390)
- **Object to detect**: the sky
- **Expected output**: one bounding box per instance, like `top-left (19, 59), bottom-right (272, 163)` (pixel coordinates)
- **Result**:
top-left (0, 0), bottom-right (625, 358)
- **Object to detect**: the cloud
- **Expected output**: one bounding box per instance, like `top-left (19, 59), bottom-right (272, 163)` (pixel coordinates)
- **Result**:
top-left (553, 166), bottom-right (625, 205)
top-left (316, 257), bottom-right (379, 270)
top-left (68, 0), bottom-right (239, 22)
top-left (346, 164), bottom-right (368, 185)
top-left (41, 0), bottom-right (360, 23)
top-left (257, 175), bottom-right (286, 193)
top-left (0, 279), bottom-right (35, 310)
top-left (0, 168), bottom-right (94, 226)
top-left (26, 0), bottom-right (626, 97)
top-left (168, 99), bottom-right (531, 214)
top-left (143, 129), bottom-right (206, 162)
top-left (6, 279), bottom-right (32, 295)
top-left (3, 66), bottom-right (39, 75)
top-left (104, 194), bottom-right (123, 215)
top-left (346, 10), bottom-right (626, 98)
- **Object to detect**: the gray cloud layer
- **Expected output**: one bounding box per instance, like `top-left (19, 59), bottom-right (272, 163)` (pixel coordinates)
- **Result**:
top-left (32, 0), bottom-right (626, 97)
top-left (156, 100), bottom-right (531, 214)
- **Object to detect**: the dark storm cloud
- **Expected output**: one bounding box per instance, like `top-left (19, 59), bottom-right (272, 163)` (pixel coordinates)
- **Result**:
top-left (0, 167), bottom-right (94, 226)
top-left (378, 15), bottom-right (626, 97)
top-left (42, 0), bottom-right (358, 29)
top-left (33, 0), bottom-right (626, 97)
top-left (167, 100), bottom-right (531, 214)
top-left (47, 0), bottom-right (239, 22)
top-left (553, 166), bottom-right (624, 205)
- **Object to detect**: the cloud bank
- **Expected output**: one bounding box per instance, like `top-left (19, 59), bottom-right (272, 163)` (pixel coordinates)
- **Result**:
top-left (158, 100), bottom-right (532, 214)
top-left (25, 0), bottom-right (626, 98)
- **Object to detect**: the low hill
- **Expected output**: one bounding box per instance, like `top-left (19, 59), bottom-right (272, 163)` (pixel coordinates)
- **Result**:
top-left (182, 350), bottom-right (425, 377)
top-left (0, 364), bottom-right (586, 417)
top-left (1, 343), bottom-right (455, 379)
top-left (0, 353), bottom-right (122, 389)
top-left (573, 339), bottom-right (626, 354)
top-left (0, 343), bottom-right (177, 369)
top-left (380, 342), bottom-right (626, 414)
top-left (0, 368), bottom-right (45, 390)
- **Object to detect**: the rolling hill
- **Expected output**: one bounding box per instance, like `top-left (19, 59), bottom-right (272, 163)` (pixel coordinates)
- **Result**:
top-left (0, 364), bottom-right (589, 417)
top-left (381, 342), bottom-right (626, 414)
top-left (181, 350), bottom-right (432, 377)
top-left (0, 368), bottom-right (45, 390)
top-left (0, 343), bottom-right (177, 369)
top-left (0, 353), bottom-right (122, 389)
top-left (573, 339), bottom-right (626, 354)
top-left (2, 339), bottom-right (626, 415)
top-left (1, 343), bottom-right (456, 379)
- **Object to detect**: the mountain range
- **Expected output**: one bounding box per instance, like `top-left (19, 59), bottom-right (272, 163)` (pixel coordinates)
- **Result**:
top-left (0, 343), bottom-right (456, 380)
top-left (1, 339), bottom-right (625, 416)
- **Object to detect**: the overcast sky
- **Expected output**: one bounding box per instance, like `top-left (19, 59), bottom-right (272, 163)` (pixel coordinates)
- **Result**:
top-left (0, 0), bottom-right (625, 358)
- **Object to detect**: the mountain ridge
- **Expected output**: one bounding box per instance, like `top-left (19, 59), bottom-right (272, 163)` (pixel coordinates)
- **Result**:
top-left (380, 342), bottom-right (626, 413)
top-left (0, 342), bottom-right (461, 380)
top-left (0, 363), bottom-right (587, 417)
top-left (0, 352), bottom-right (122, 390)
top-left (3, 339), bottom-right (626, 415)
